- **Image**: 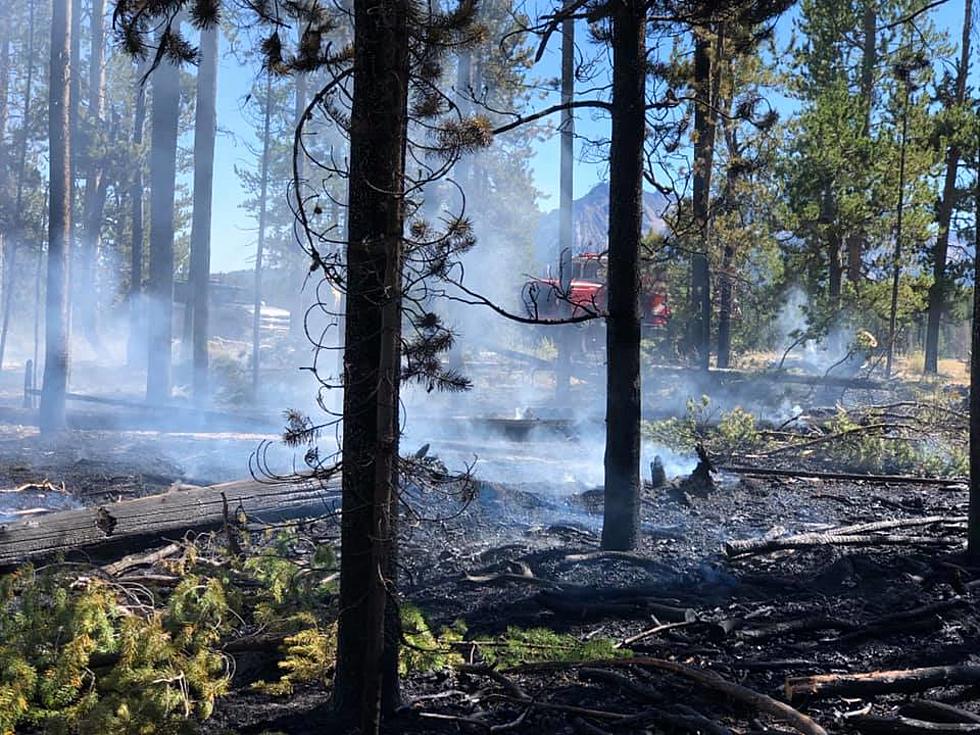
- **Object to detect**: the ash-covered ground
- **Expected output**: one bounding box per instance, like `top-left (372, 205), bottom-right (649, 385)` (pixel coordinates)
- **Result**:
top-left (0, 349), bottom-right (975, 734)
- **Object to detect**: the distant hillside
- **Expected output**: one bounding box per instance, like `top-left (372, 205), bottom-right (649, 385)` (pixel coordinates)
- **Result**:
top-left (533, 182), bottom-right (669, 266)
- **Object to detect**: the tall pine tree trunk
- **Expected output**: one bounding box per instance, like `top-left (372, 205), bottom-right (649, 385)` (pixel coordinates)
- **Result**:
top-left (885, 79), bottom-right (911, 378)
top-left (690, 28), bottom-right (718, 370)
top-left (600, 0), bottom-right (644, 552)
top-left (0, 0), bottom-right (37, 371)
top-left (146, 44), bottom-right (181, 402)
top-left (289, 52), bottom-right (308, 344)
top-left (555, 8), bottom-right (575, 401)
top-left (968, 116), bottom-right (980, 560)
top-left (190, 25), bottom-right (218, 404)
top-left (127, 73), bottom-right (147, 368)
top-left (251, 72), bottom-right (273, 397)
top-left (925, 0), bottom-right (972, 374)
top-left (77, 0), bottom-right (106, 345)
top-left (333, 0), bottom-right (409, 727)
top-left (40, 0), bottom-right (72, 434)
top-left (848, 0), bottom-right (877, 284)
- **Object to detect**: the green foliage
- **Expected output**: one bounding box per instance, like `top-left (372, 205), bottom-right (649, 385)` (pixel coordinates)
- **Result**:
top-left (476, 627), bottom-right (630, 670)
top-left (823, 407), bottom-right (967, 476)
top-left (716, 407), bottom-right (760, 456)
top-left (399, 604), bottom-right (466, 676)
top-left (644, 396), bottom-right (761, 458)
top-left (251, 626), bottom-right (337, 696)
top-left (0, 566), bottom-right (231, 735)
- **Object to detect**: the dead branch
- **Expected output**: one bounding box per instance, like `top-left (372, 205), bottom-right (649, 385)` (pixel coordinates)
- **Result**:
top-left (629, 658), bottom-right (828, 735)
top-left (751, 424), bottom-right (915, 458)
top-left (617, 621), bottom-right (694, 648)
top-left (785, 665), bottom-right (980, 701)
top-left (101, 542), bottom-right (181, 576)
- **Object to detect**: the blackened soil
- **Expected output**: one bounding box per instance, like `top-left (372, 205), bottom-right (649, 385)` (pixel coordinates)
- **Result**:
top-left (203, 469), bottom-right (978, 735)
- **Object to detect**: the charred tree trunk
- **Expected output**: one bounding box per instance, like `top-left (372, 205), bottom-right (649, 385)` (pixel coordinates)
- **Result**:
top-left (886, 79), bottom-right (911, 378)
top-left (925, 0), bottom-right (972, 374)
top-left (0, 0), bottom-right (37, 371)
top-left (77, 0), bottom-right (107, 346)
top-left (189, 25), bottom-right (218, 404)
top-left (40, 0), bottom-right (72, 434)
top-left (600, 0), bottom-right (644, 552)
top-left (333, 0), bottom-right (409, 728)
top-left (555, 8), bottom-right (575, 402)
top-left (251, 72), bottom-right (273, 397)
top-left (690, 29), bottom-right (718, 370)
top-left (126, 73), bottom-right (147, 368)
top-left (146, 44), bottom-right (181, 402)
top-left (969, 116), bottom-right (980, 561)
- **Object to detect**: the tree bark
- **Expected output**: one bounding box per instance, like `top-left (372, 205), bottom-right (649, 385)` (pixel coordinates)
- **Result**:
top-left (40, 0), bottom-right (73, 434)
top-left (555, 8), bottom-right (575, 402)
top-left (77, 0), bottom-right (107, 346)
top-left (333, 0), bottom-right (409, 729)
top-left (822, 185), bottom-right (842, 305)
top-left (251, 72), bottom-right (273, 397)
top-left (969, 115), bottom-right (980, 561)
top-left (600, 0), bottom-right (644, 552)
top-left (925, 0), bottom-right (972, 374)
top-left (886, 79), bottom-right (911, 378)
top-left (289, 49), bottom-right (308, 344)
top-left (126, 72), bottom-right (147, 368)
top-left (0, 0), bottom-right (37, 371)
top-left (690, 29), bottom-right (718, 370)
top-left (189, 25), bottom-right (219, 404)
top-left (146, 43), bottom-right (181, 402)
top-left (848, 0), bottom-right (877, 284)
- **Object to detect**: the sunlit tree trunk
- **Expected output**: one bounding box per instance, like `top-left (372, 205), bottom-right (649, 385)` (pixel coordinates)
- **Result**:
top-left (333, 0), bottom-right (409, 727)
top-left (252, 72), bottom-right (273, 397)
top-left (925, 0), bottom-right (972, 374)
top-left (146, 43), bottom-right (181, 402)
top-left (190, 25), bottom-right (219, 404)
top-left (40, 0), bottom-right (72, 434)
top-left (600, 0), bottom-right (644, 552)
top-left (885, 78), bottom-right (911, 378)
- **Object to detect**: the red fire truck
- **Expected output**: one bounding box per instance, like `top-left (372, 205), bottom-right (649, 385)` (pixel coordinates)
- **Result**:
top-left (524, 253), bottom-right (671, 329)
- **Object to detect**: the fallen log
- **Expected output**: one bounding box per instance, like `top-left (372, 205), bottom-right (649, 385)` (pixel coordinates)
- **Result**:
top-left (785, 665), bottom-right (980, 701)
top-left (851, 715), bottom-right (980, 734)
top-left (720, 466), bottom-right (967, 487)
top-left (725, 532), bottom-right (960, 558)
top-left (0, 475), bottom-right (338, 567)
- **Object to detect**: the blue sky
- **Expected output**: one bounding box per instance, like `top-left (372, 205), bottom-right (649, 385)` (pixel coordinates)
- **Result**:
top-left (206, 0), bottom-right (978, 272)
